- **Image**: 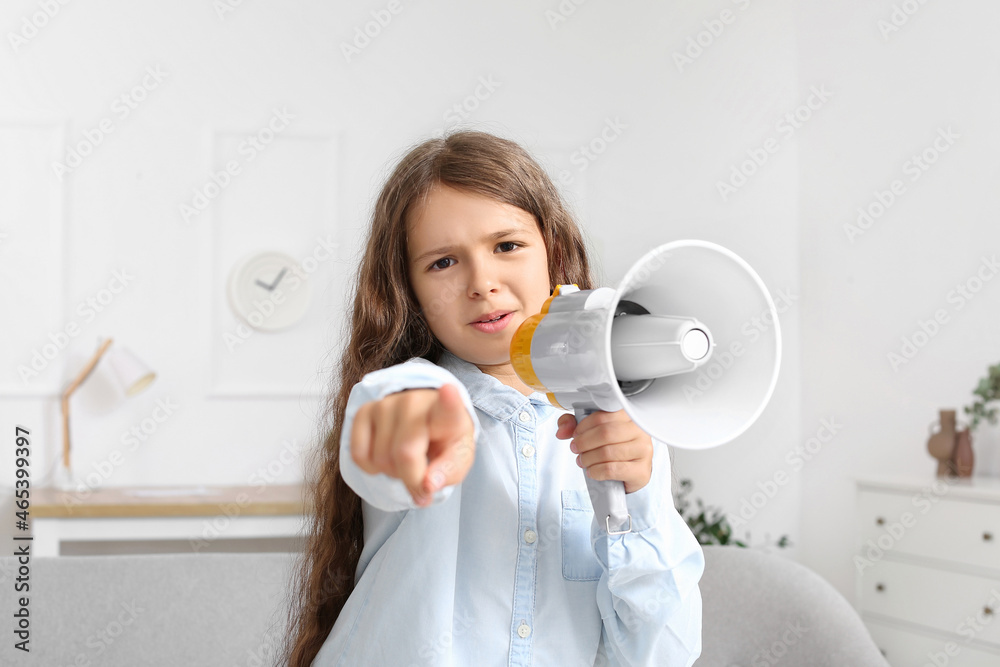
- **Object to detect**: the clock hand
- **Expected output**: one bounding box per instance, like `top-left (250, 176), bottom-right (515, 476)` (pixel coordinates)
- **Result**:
top-left (269, 267), bottom-right (288, 290)
top-left (255, 267), bottom-right (289, 291)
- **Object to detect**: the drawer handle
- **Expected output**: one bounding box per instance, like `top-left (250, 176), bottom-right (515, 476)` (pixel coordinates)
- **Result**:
top-left (875, 583), bottom-right (885, 593)
top-left (985, 607), bottom-right (995, 617)
top-left (875, 517), bottom-right (885, 526)
top-left (984, 532), bottom-right (994, 542)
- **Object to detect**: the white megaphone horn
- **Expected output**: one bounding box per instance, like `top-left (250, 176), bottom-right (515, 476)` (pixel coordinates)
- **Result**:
top-left (509, 240), bottom-right (781, 535)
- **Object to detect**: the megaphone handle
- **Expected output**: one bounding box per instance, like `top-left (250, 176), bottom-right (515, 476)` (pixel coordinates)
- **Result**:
top-left (576, 407), bottom-right (632, 535)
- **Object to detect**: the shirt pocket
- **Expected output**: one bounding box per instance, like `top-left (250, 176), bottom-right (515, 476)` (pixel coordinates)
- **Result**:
top-left (561, 489), bottom-right (603, 582)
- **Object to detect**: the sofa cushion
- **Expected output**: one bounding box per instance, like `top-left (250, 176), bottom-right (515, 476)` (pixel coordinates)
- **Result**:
top-left (698, 545), bottom-right (888, 666)
top-left (0, 551), bottom-right (298, 666)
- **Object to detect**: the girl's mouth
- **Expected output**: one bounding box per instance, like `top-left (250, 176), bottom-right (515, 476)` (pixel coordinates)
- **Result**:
top-left (470, 311), bottom-right (513, 333)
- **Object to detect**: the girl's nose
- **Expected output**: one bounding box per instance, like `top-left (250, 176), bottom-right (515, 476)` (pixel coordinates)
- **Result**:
top-left (466, 258), bottom-right (500, 297)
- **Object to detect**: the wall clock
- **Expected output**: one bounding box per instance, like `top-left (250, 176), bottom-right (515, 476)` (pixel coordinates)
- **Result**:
top-left (226, 251), bottom-right (311, 331)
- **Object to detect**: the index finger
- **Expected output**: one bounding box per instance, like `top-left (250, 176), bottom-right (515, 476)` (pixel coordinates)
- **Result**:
top-left (423, 384), bottom-right (475, 491)
top-left (424, 428), bottom-right (475, 492)
top-left (392, 416), bottom-right (431, 504)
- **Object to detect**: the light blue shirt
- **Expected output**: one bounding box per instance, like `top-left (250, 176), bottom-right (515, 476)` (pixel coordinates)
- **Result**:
top-left (313, 349), bottom-right (704, 666)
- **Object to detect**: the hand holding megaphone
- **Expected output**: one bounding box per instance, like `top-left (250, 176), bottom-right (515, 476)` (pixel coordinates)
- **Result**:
top-left (555, 409), bottom-right (654, 494)
top-left (510, 240), bottom-right (782, 535)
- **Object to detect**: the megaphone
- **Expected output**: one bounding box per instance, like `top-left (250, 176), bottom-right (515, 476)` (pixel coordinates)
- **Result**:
top-left (509, 240), bottom-right (781, 535)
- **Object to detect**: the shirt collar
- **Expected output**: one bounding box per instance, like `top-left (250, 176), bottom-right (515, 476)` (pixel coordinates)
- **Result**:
top-left (437, 349), bottom-right (558, 423)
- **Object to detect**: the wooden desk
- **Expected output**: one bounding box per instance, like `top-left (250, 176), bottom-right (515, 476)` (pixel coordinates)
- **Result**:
top-left (30, 483), bottom-right (312, 557)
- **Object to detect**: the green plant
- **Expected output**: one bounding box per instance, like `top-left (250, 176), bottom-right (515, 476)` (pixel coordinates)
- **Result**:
top-left (964, 362), bottom-right (1000, 431)
top-left (673, 478), bottom-right (791, 549)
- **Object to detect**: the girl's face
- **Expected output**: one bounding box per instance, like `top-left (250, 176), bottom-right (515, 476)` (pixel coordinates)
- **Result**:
top-left (407, 183), bottom-right (552, 372)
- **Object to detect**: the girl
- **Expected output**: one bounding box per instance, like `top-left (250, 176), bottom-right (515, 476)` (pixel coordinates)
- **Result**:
top-left (280, 131), bottom-right (704, 666)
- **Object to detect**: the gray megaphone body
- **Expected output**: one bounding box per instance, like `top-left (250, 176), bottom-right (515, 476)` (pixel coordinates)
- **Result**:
top-left (509, 240), bottom-right (781, 534)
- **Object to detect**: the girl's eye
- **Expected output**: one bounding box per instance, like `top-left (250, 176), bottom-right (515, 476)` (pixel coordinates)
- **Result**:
top-left (428, 242), bottom-right (521, 271)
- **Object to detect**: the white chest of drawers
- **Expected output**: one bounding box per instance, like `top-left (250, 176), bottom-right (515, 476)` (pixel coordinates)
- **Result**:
top-left (855, 474), bottom-right (1000, 666)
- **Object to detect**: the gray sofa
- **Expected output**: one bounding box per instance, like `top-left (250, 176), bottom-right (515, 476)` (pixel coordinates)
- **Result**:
top-left (0, 546), bottom-right (888, 666)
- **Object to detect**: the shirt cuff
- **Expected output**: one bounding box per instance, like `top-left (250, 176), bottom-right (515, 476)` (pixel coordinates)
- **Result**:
top-left (621, 439), bottom-right (671, 534)
top-left (340, 357), bottom-right (481, 512)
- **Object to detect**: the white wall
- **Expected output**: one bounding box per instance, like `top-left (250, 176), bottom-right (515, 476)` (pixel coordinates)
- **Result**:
top-left (1, 0), bottom-right (993, 604)
top-left (796, 0), bottom-right (1000, 597)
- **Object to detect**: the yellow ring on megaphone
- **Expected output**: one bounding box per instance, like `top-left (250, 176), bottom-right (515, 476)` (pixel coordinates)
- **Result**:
top-left (509, 312), bottom-right (546, 392)
top-left (545, 392), bottom-right (564, 410)
top-left (508, 284), bottom-right (578, 398)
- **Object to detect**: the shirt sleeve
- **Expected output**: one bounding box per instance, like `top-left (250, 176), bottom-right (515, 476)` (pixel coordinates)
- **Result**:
top-left (339, 357), bottom-right (483, 513)
top-left (590, 439), bottom-right (705, 666)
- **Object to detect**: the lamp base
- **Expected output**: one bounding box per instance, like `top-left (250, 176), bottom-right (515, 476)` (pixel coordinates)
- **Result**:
top-left (53, 463), bottom-right (80, 492)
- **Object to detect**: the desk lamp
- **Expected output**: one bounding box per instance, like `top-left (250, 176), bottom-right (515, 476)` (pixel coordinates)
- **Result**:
top-left (58, 338), bottom-right (156, 490)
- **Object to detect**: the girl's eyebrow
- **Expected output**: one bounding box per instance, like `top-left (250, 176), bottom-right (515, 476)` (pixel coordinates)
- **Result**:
top-left (412, 227), bottom-right (526, 264)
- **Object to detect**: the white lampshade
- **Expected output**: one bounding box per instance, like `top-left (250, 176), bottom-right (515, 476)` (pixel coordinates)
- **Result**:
top-left (106, 346), bottom-right (156, 396)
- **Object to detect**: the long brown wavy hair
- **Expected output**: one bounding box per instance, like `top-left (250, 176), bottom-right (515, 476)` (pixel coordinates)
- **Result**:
top-left (278, 130), bottom-right (595, 667)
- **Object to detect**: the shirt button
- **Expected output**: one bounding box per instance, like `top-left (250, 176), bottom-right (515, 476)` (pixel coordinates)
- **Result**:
top-left (518, 410), bottom-right (530, 423)
top-left (524, 529), bottom-right (537, 544)
top-left (521, 444), bottom-right (535, 458)
top-left (517, 623), bottom-right (531, 638)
